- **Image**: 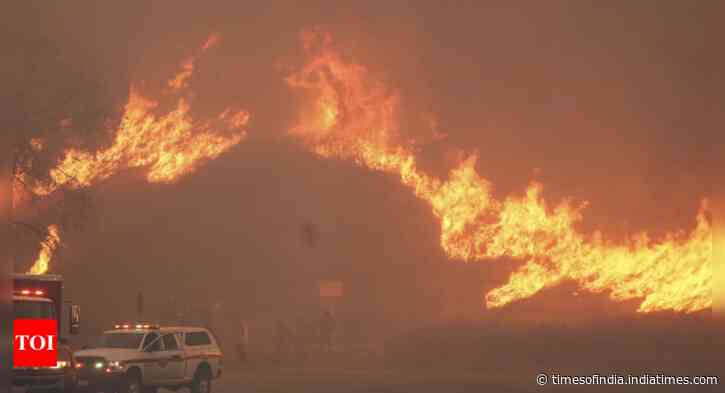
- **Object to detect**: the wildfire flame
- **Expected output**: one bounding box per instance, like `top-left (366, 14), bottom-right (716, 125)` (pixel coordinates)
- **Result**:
top-left (168, 33), bottom-right (222, 90)
top-left (29, 225), bottom-right (61, 275)
top-left (12, 139), bottom-right (46, 208)
top-left (285, 28), bottom-right (712, 313)
top-left (33, 34), bottom-right (249, 195)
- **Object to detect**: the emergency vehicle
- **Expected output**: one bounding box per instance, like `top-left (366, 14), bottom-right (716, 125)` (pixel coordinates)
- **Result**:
top-left (12, 273), bottom-right (81, 392)
top-left (74, 324), bottom-right (223, 393)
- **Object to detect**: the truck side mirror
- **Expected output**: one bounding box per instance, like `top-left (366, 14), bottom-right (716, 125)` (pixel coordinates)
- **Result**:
top-left (69, 304), bottom-right (81, 335)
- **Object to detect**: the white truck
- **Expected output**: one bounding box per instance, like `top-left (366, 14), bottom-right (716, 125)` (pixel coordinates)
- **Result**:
top-left (74, 324), bottom-right (223, 393)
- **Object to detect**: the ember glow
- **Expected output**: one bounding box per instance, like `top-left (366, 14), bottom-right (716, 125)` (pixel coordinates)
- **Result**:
top-left (286, 28), bottom-right (712, 313)
top-left (29, 225), bottom-right (61, 275)
top-left (33, 34), bottom-right (249, 195)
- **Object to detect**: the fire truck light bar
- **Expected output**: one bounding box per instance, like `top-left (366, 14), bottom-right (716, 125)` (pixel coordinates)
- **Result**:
top-left (113, 323), bottom-right (159, 330)
top-left (16, 289), bottom-right (45, 296)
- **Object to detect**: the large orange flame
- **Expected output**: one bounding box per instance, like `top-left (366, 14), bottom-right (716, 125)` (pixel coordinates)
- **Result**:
top-left (33, 34), bottom-right (249, 195)
top-left (285, 28), bottom-right (712, 313)
top-left (28, 225), bottom-right (60, 275)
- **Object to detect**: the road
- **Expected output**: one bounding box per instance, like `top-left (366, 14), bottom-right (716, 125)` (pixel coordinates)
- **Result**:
top-left (206, 368), bottom-right (528, 393)
top-left (193, 367), bottom-right (721, 393)
top-left (9, 367), bottom-right (720, 393)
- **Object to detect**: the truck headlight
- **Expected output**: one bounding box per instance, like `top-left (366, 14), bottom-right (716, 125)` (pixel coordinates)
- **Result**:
top-left (106, 361), bottom-right (124, 372)
top-left (50, 361), bottom-right (69, 369)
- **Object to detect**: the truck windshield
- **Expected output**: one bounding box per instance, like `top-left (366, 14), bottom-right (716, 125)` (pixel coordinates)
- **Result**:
top-left (14, 300), bottom-right (55, 319)
top-left (95, 333), bottom-right (145, 349)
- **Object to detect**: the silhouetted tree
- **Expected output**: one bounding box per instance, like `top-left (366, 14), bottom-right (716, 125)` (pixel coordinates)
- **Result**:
top-left (2, 33), bottom-right (113, 273)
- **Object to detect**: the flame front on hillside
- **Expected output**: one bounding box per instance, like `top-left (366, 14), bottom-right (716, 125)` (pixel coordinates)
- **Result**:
top-left (285, 28), bottom-right (712, 313)
top-left (33, 34), bottom-right (249, 196)
top-left (15, 34), bottom-right (249, 275)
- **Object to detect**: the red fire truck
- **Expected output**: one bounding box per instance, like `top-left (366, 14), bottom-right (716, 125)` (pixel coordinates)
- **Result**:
top-left (12, 273), bottom-right (81, 392)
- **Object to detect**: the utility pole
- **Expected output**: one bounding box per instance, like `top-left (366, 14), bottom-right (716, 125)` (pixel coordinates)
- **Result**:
top-left (137, 292), bottom-right (144, 321)
top-left (0, 131), bottom-right (16, 393)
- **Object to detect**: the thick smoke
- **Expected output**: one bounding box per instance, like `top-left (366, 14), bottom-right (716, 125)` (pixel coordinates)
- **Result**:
top-left (5, 2), bottom-right (723, 358)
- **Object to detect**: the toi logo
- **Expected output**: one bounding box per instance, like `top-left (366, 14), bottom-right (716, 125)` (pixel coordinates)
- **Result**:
top-left (13, 319), bottom-right (58, 367)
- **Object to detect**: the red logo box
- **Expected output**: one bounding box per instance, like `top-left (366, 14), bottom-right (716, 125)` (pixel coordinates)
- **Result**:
top-left (13, 319), bottom-right (58, 367)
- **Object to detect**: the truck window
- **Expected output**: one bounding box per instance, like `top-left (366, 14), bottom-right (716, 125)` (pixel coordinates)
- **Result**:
top-left (185, 331), bottom-right (211, 346)
top-left (142, 332), bottom-right (162, 351)
top-left (96, 333), bottom-right (145, 349)
top-left (162, 334), bottom-right (179, 350)
top-left (14, 300), bottom-right (55, 319)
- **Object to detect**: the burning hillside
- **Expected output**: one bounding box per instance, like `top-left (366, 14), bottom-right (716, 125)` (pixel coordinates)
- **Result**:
top-left (31, 34), bottom-right (249, 196)
top-left (15, 34), bottom-right (249, 275)
top-left (285, 28), bottom-right (712, 313)
top-left (12, 26), bottom-right (712, 314)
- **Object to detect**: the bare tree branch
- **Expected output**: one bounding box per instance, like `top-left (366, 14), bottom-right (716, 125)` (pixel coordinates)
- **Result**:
top-left (11, 220), bottom-right (66, 251)
top-left (11, 220), bottom-right (48, 240)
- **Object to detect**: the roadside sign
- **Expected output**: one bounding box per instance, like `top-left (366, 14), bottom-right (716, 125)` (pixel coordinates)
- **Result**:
top-left (318, 280), bottom-right (343, 298)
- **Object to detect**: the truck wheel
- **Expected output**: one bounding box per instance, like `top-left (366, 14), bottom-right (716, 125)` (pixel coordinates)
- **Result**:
top-left (191, 369), bottom-right (212, 393)
top-left (120, 371), bottom-right (143, 393)
top-left (63, 373), bottom-right (78, 393)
